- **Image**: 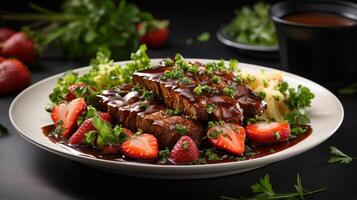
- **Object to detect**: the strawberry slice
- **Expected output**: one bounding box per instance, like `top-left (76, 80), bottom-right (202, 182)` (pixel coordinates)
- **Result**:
top-left (51, 98), bottom-right (87, 137)
top-left (68, 112), bottom-right (112, 145)
top-left (207, 123), bottom-right (246, 156)
top-left (170, 135), bottom-right (200, 164)
top-left (245, 122), bottom-right (291, 144)
top-left (101, 144), bottom-right (122, 155)
top-left (122, 133), bottom-right (158, 160)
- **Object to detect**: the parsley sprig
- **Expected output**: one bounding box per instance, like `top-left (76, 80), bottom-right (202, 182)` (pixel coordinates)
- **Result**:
top-left (329, 146), bottom-right (356, 164)
top-left (221, 174), bottom-right (326, 200)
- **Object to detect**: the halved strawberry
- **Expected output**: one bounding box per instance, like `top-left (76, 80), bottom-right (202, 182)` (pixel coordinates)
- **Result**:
top-left (122, 133), bottom-right (158, 160)
top-left (170, 135), bottom-right (200, 164)
top-left (0, 27), bottom-right (16, 42)
top-left (245, 122), bottom-right (290, 145)
top-left (68, 112), bottom-right (112, 145)
top-left (207, 123), bottom-right (246, 156)
top-left (51, 98), bottom-right (87, 137)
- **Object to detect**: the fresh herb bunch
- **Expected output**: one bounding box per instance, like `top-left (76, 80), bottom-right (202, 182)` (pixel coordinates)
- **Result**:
top-left (224, 2), bottom-right (277, 46)
top-left (221, 174), bottom-right (326, 200)
top-left (1, 0), bottom-right (153, 60)
top-left (49, 45), bottom-right (151, 105)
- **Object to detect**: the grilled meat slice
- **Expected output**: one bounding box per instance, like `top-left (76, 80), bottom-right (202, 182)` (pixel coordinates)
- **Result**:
top-left (97, 88), bottom-right (205, 148)
top-left (132, 62), bottom-right (265, 123)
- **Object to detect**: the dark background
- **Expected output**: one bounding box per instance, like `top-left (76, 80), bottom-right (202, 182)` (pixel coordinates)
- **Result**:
top-left (1, 1), bottom-right (357, 200)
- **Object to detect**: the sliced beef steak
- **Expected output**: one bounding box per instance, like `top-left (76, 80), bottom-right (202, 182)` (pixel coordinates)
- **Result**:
top-left (97, 87), bottom-right (205, 148)
top-left (132, 62), bottom-right (265, 123)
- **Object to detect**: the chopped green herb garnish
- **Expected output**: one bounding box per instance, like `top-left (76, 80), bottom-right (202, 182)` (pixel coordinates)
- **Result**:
top-left (161, 68), bottom-right (185, 81)
top-left (50, 120), bottom-right (64, 139)
top-left (84, 130), bottom-right (97, 145)
top-left (175, 124), bottom-right (188, 136)
top-left (208, 120), bottom-right (226, 128)
top-left (206, 104), bottom-right (216, 114)
top-left (223, 86), bottom-right (236, 97)
top-left (234, 75), bottom-right (242, 84)
top-left (178, 77), bottom-right (192, 84)
top-left (221, 174), bottom-right (326, 200)
top-left (278, 81), bottom-right (289, 96)
top-left (285, 110), bottom-right (310, 125)
top-left (257, 90), bottom-right (266, 99)
top-left (229, 59), bottom-right (239, 72)
top-left (285, 85), bottom-right (315, 110)
top-left (194, 84), bottom-right (212, 95)
top-left (166, 109), bottom-right (182, 116)
top-left (329, 146), bottom-right (356, 164)
top-left (139, 101), bottom-right (148, 110)
top-left (159, 147), bottom-right (170, 164)
top-left (211, 75), bottom-right (221, 83)
top-left (204, 148), bottom-right (221, 161)
top-left (290, 125), bottom-right (307, 136)
top-left (197, 32), bottom-right (210, 42)
top-left (92, 114), bottom-right (125, 146)
top-left (208, 128), bottom-right (224, 139)
top-left (163, 58), bottom-right (174, 66)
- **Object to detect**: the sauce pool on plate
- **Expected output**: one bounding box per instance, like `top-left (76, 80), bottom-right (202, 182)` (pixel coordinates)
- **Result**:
top-left (283, 12), bottom-right (356, 27)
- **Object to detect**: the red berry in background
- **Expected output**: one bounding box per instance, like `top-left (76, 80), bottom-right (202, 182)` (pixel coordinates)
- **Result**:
top-left (0, 59), bottom-right (30, 95)
top-left (1, 32), bottom-right (36, 64)
top-left (0, 56), bottom-right (6, 63)
top-left (0, 27), bottom-right (16, 42)
top-left (137, 19), bottom-right (169, 48)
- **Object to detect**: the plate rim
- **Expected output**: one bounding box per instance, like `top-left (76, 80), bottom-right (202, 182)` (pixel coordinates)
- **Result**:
top-left (9, 59), bottom-right (344, 171)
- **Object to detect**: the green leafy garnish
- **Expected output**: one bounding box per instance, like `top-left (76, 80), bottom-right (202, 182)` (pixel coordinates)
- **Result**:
top-left (208, 129), bottom-right (224, 139)
top-left (204, 148), bottom-right (221, 161)
top-left (197, 32), bottom-right (210, 42)
top-left (212, 75), bottom-right (221, 83)
top-left (290, 126), bottom-right (308, 139)
top-left (49, 120), bottom-right (64, 139)
top-left (194, 85), bottom-right (212, 95)
top-left (283, 84), bottom-right (315, 125)
top-left (208, 120), bottom-right (226, 128)
top-left (278, 81), bottom-right (289, 96)
top-left (223, 2), bottom-right (277, 46)
top-left (223, 86), bottom-right (236, 97)
top-left (329, 146), bottom-right (356, 164)
top-left (206, 104), bottom-right (216, 114)
top-left (166, 109), bottom-right (182, 116)
top-left (92, 114), bottom-right (127, 146)
top-left (1, 0), bottom-right (153, 60)
top-left (339, 83), bottom-right (357, 95)
top-left (0, 123), bottom-right (8, 136)
top-left (84, 131), bottom-right (97, 145)
top-left (158, 147), bottom-right (170, 164)
top-left (257, 90), bottom-right (266, 100)
top-left (49, 45), bottom-right (151, 105)
top-left (221, 174), bottom-right (326, 200)
top-left (175, 124), bottom-right (188, 136)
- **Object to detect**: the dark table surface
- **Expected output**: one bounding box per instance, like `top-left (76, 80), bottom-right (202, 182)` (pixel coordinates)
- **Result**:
top-left (1, 1), bottom-right (357, 199)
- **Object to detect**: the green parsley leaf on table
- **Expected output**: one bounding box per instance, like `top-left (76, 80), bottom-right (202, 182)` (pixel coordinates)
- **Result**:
top-left (221, 174), bottom-right (326, 200)
top-left (329, 146), bottom-right (356, 164)
top-left (0, 123), bottom-right (8, 136)
top-left (197, 32), bottom-right (211, 42)
top-left (338, 83), bottom-right (357, 95)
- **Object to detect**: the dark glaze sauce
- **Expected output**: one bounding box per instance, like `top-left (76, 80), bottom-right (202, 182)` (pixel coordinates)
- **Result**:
top-left (42, 125), bottom-right (312, 165)
top-left (283, 12), bottom-right (356, 27)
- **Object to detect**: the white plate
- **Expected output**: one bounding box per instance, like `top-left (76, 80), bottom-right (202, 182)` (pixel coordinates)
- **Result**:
top-left (9, 59), bottom-right (344, 179)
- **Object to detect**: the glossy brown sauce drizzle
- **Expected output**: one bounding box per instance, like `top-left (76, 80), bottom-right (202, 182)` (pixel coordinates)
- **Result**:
top-left (42, 125), bottom-right (312, 165)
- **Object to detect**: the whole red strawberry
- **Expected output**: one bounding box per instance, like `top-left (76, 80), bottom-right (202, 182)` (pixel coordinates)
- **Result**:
top-left (0, 27), bottom-right (16, 42)
top-left (170, 135), bottom-right (200, 164)
top-left (1, 32), bottom-right (36, 64)
top-left (137, 19), bottom-right (169, 48)
top-left (0, 59), bottom-right (30, 95)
